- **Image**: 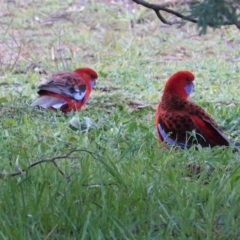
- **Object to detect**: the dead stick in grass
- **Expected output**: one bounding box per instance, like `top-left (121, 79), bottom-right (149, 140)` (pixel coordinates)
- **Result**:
top-left (1, 149), bottom-right (96, 178)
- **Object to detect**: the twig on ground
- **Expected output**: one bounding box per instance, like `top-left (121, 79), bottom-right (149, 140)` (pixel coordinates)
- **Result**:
top-left (1, 149), bottom-right (96, 178)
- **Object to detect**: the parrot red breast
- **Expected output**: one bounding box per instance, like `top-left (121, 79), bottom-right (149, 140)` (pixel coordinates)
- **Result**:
top-left (31, 67), bottom-right (98, 113)
top-left (155, 70), bottom-right (240, 149)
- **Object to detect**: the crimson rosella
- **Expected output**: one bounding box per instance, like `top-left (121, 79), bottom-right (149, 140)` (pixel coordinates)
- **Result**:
top-left (155, 70), bottom-right (240, 149)
top-left (31, 67), bottom-right (98, 113)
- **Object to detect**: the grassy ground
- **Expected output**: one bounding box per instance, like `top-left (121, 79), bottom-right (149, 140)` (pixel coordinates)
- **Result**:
top-left (1, 0), bottom-right (240, 239)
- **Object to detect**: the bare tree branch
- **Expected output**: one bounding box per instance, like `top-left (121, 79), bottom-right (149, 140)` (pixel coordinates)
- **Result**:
top-left (1, 149), bottom-right (96, 178)
top-left (132, 0), bottom-right (198, 25)
top-left (154, 10), bottom-right (172, 25)
top-left (132, 0), bottom-right (236, 28)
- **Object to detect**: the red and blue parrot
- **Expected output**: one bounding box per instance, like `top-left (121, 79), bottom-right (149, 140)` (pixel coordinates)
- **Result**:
top-left (155, 70), bottom-right (240, 148)
top-left (31, 67), bottom-right (98, 113)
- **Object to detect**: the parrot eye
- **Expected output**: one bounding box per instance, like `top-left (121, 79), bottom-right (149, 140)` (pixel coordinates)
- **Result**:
top-left (186, 77), bottom-right (192, 82)
top-left (90, 74), bottom-right (97, 79)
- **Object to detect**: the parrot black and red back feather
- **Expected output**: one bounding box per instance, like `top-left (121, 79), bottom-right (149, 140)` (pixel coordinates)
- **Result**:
top-left (156, 70), bottom-right (239, 149)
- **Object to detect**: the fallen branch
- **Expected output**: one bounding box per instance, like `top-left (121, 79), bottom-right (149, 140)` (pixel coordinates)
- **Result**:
top-left (1, 149), bottom-right (95, 178)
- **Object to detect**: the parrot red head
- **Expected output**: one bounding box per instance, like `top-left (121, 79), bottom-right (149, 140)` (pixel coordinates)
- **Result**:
top-left (163, 70), bottom-right (195, 99)
top-left (74, 67), bottom-right (98, 87)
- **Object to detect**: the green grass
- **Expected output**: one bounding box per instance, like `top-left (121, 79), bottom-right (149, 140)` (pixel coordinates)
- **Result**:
top-left (1, 0), bottom-right (240, 239)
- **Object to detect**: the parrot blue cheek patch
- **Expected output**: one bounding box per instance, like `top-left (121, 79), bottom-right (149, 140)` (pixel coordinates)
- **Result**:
top-left (184, 83), bottom-right (194, 96)
top-left (90, 80), bottom-right (96, 88)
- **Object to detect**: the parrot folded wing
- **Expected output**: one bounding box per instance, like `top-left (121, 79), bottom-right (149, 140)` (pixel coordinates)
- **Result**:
top-left (191, 115), bottom-right (230, 146)
top-left (38, 83), bottom-right (86, 102)
top-left (157, 113), bottom-right (231, 148)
